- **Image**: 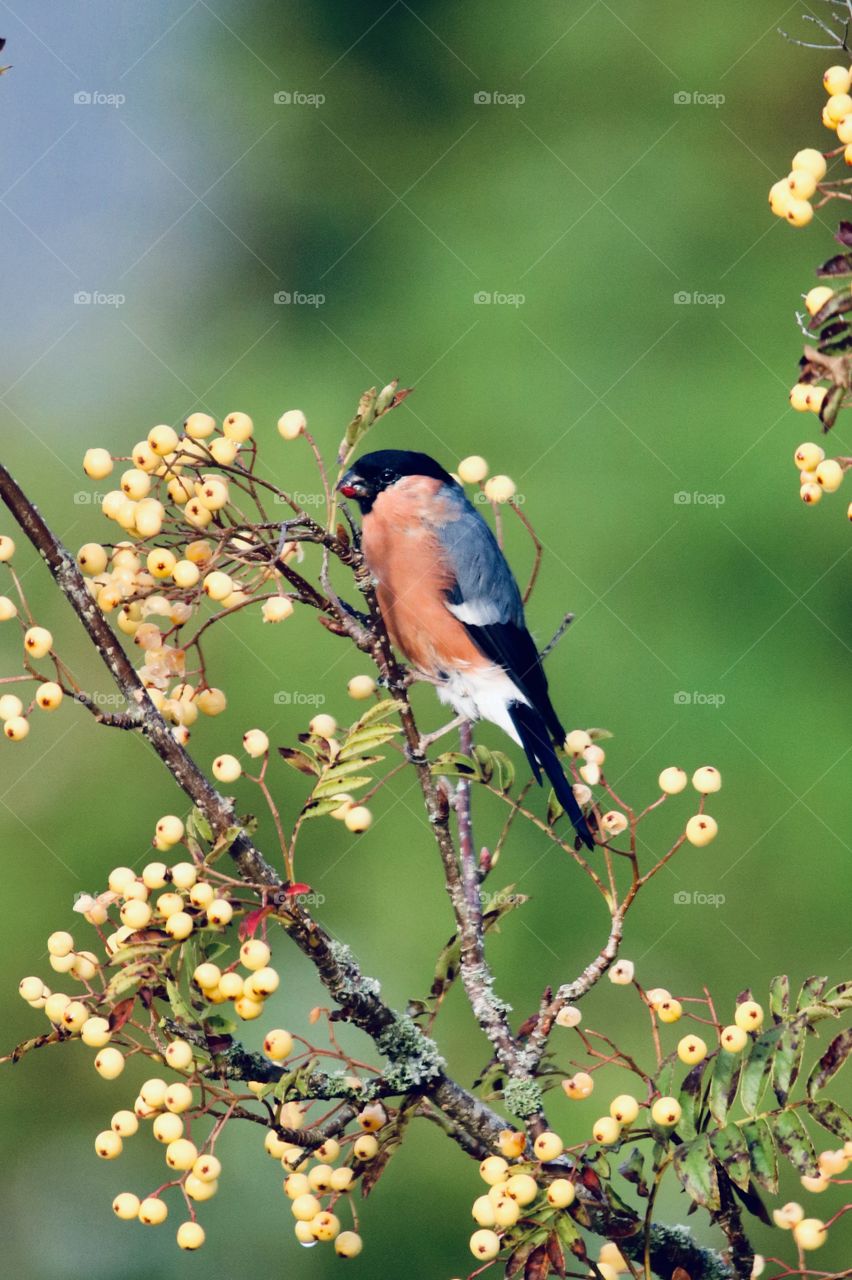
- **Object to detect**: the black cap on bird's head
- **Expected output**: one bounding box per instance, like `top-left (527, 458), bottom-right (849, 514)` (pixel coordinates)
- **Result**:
top-left (338, 450), bottom-right (456, 513)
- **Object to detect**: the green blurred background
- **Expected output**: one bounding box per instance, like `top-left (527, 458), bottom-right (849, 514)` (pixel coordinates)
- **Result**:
top-left (1, 1), bottom-right (850, 1275)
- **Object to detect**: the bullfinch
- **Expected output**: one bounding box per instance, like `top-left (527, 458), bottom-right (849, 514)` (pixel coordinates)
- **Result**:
top-left (338, 449), bottom-right (595, 850)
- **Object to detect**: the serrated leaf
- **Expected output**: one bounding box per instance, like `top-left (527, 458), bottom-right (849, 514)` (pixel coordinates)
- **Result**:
top-left (618, 1147), bottom-right (649, 1197)
top-left (352, 698), bottom-right (404, 729)
top-left (103, 961), bottom-right (154, 1001)
top-left (678, 1059), bottom-right (709, 1140)
top-left (429, 751), bottom-right (483, 781)
top-left (806, 1098), bottom-right (852, 1142)
top-left (772, 1109), bottom-right (818, 1176)
top-left (338, 723), bottom-right (402, 758)
top-left (810, 290), bottom-right (852, 329)
top-left (819, 383), bottom-right (845, 432)
top-left (165, 977), bottom-right (195, 1024)
top-left (108, 997), bottom-right (136, 1032)
top-left (741, 1119), bottom-right (778, 1193)
top-left (709, 1123), bottom-right (751, 1191)
top-left (773, 1014), bottom-right (808, 1106)
top-left (798, 975), bottom-right (829, 1010)
top-left (472, 743), bottom-right (494, 783)
top-left (709, 1048), bottom-right (742, 1125)
top-left (318, 755), bottom-right (382, 784)
top-left (186, 807), bottom-right (213, 844)
top-left (492, 750), bottom-right (515, 793)
top-left (807, 1028), bottom-right (852, 1097)
top-left (673, 1135), bottom-right (720, 1210)
top-left (277, 747), bottom-right (320, 776)
top-left (312, 774), bottom-right (373, 800)
top-left (586, 727), bottom-right (613, 742)
top-left (301, 796), bottom-right (357, 820)
top-left (768, 974), bottom-right (789, 1023)
top-left (817, 252), bottom-right (852, 277)
top-left (740, 1024), bottom-right (783, 1114)
top-left (546, 789), bottom-right (563, 827)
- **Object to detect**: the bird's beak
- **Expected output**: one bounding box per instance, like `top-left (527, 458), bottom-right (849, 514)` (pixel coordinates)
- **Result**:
top-left (338, 471), bottom-right (367, 500)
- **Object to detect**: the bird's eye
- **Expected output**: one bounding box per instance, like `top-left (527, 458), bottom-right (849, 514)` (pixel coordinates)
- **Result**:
top-left (381, 468), bottom-right (396, 483)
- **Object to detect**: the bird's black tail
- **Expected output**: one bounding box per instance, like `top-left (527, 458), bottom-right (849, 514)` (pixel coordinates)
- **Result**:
top-left (509, 701), bottom-right (595, 851)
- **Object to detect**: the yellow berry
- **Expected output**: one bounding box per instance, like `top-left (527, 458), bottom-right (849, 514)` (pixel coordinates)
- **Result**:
top-left (94, 1047), bottom-right (125, 1079)
top-left (720, 1025), bottom-right (748, 1053)
top-left (24, 626), bottom-right (53, 659)
top-left (483, 474), bottom-right (516, 503)
top-left (593, 1117), bottom-right (622, 1145)
top-left (112, 1192), bottom-right (140, 1220)
top-left (533, 1130), bottom-right (563, 1162)
top-left (192, 1153), bottom-right (221, 1182)
top-left (139, 1197), bottom-right (168, 1225)
top-left (353, 1133), bottom-right (379, 1160)
top-left (457, 455), bottom-right (489, 484)
top-left (692, 766), bottom-right (721, 794)
top-left (801, 482), bottom-right (823, 505)
top-left (795, 441), bottom-right (825, 470)
top-left (823, 66), bottom-right (851, 95)
top-left (335, 1231), bottom-right (363, 1258)
top-left (788, 168), bottom-right (817, 199)
top-left (610, 1094), bottom-right (640, 1124)
top-left (651, 1096), bottom-right (682, 1127)
top-left (479, 1155), bottom-right (508, 1185)
top-left (347, 674), bottom-right (377, 700)
top-left (222, 411), bottom-right (253, 442)
top-left (35, 682), bottom-right (63, 711)
top-left (165, 1039), bottom-right (194, 1070)
top-left (193, 962), bottom-right (221, 990)
top-left (546, 1178), bottom-right (576, 1208)
top-left (166, 1138), bottom-right (198, 1170)
top-left (212, 754), bottom-right (241, 783)
top-left (176, 1221), bottom-right (205, 1249)
top-left (678, 1035), bottom-right (708, 1065)
top-left (147, 424), bottom-right (179, 455)
top-left (277, 409), bottom-right (306, 440)
top-left (242, 728), bottom-right (269, 758)
top-left (816, 458), bottom-right (844, 492)
top-left (734, 1001), bottom-right (764, 1032)
top-left (562, 1071), bottom-right (594, 1099)
top-left (344, 805), bottom-right (372, 833)
top-left (153, 1113), bottom-right (184, 1143)
top-left (95, 1129), bottom-right (123, 1159)
top-left (685, 814), bottom-right (718, 847)
top-left (83, 448), bottom-right (113, 479)
top-left (793, 1218), bottom-right (827, 1251)
top-left (111, 1110), bottom-right (139, 1137)
top-left (657, 999), bottom-right (683, 1023)
top-left (469, 1229), bottom-right (500, 1261)
top-left (262, 597), bottom-right (294, 622)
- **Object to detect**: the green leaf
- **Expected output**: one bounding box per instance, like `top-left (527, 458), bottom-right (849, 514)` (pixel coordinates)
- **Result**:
top-left (678, 1059), bottom-right (709, 1141)
top-left (768, 974), bottom-right (789, 1023)
top-left (806, 1098), bottom-right (852, 1143)
top-left (165, 977), bottom-right (195, 1025)
top-left (797, 975), bottom-right (829, 1011)
top-left (186, 807), bottom-right (213, 844)
top-left (546, 789), bottom-right (563, 827)
top-left (741, 1119), bottom-right (778, 1194)
top-left (709, 1048), bottom-right (742, 1125)
top-left (773, 1014), bottom-right (808, 1106)
top-left (709, 1123), bottom-right (751, 1191)
top-left (338, 723), bottom-right (401, 758)
top-left (673, 1135), bottom-right (720, 1210)
top-left (586, 727), bottom-right (613, 742)
top-left (491, 750), bottom-right (515, 793)
top-left (740, 1024), bottom-right (783, 1115)
top-left (300, 796), bottom-right (353, 820)
top-left (103, 961), bottom-right (152, 1001)
top-left (352, 698), bottom-right (405, 729)
top-left (277, 747), bottom-right (320, 777)
top-left (472, 744), bottom-right (494, 783)
top-left (771, 1109), bottom-right (818, 1176)
top-left (618, 1147), bottom-right (649, 1196)
top-left (430, 752), bottom-right (483, 781)
top-left (318, 755), bottom-right (382, 784)
top-left (807, 1028), bottom-right (852, 1098)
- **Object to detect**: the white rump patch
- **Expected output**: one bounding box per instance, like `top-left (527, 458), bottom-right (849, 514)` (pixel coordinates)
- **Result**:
top-left (447, 599), bottom-right (503, 626)
top-left (436, 664), bottom-right (527, 742)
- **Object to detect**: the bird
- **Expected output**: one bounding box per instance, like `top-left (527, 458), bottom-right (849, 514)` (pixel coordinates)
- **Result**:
top-left (338, 449), bottom-right (595, 850)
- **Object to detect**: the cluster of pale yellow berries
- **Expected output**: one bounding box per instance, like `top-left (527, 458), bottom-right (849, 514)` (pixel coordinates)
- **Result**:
top-left (74, 409), bottom-right (310, 724)
top-left (469, 1139), bottom-right (629, 1277)
top-left (558, 993), bottom-right (770, 1142)
top-left (455, 455), bottom-right (517, 504)
top-left (771, 1168), bottom-right (852, 1253)
top-left (657, 762), bottom-right (721, 846)
top-left (767, 62), bottom-right (852, 225)
top-left (792, 439), bottom-right (849, 513)
top-left (211, 710), bottom-right (377, 834)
